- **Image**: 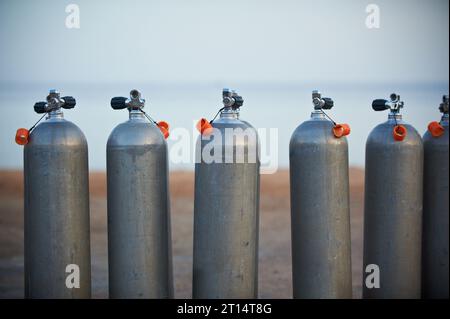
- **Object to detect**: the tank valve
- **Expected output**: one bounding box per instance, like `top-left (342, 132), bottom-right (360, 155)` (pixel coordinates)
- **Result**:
top-left (312, 90), bottom-right (333, 110)
top-left (222, 88), bottom-right (244, 109)
top-left (312, 90), bottom-right (350, 138)
top-left (372, 93), bottom-right (406, 141)
top-left (15, 89), bottom-right (75, 145)
top-left (111, 89), bottom-right (145, 110)
top-left (196, 88), bottom-right (243, 136)
top-left (439, 94), bottom-right (449, 115)
top-left (34, 89), bottom-right (76, 114)
top-left (428, 95), bottom-right (449, 138)
top-left (110, 90), bottom-right (169, 139)
top-left (372, 93), bottom-right (404, 113)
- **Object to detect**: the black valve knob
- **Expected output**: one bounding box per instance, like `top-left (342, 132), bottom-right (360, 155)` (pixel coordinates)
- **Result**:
top-left (232, 96), bottom-right (244, 109)
top-left (372, 99), bottom-right (389, 111)
top-left (322, 98), bottom-right (334, 109)
top-left (62, 96), bottom-right (76, 109)
top-left (34, 102), bottom-right (47, 114)
top-left (439, 95), bottom-right (449, 114)
top-left (111, 97), bottom-right (128, 110)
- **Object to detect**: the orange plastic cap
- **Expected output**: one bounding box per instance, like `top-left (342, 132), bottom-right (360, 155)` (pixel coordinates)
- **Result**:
top-left (393, 124), bottom-right (407, 141)
top-left (196, 118), bottom-right (213, 135)
top-left (157, 121), bottom-right (170, 139)
top-left (333, 123), bottom-right (351, 138)
top-left (15, 128), bottom-right (29, 145)
top-left (428, 121), bottom-right (445, 138)
top-left (158, 121), bottom-right (169, 130)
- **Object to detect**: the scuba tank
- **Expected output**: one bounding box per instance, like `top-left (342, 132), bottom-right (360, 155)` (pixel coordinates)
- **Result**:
top-left (192, 88), bottom-right (260, 299)
top-left (16, 89), bottom-right (91, 298)
top-left (289, 90), bottom-right (352, 299)
top-left (363, 93), bottom-right (423, 299)
top-left (107, 89), bottom-right (173, 298)
top-left (422, 95), bottom-right (449, 299)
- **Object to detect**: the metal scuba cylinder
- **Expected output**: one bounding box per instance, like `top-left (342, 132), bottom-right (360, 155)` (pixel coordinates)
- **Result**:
top-left (289, 90), bottom-right (352, 299)
top-left (193, 88), bottom-right (260, 299)
top-left (363, 93), bottom-right (423, 299)
top-left (16, 89), bottom-right (91, 298)
top-left (422, 95), bottom-right (449, 299)
top-left (107, 89), bottom-right (173, 299)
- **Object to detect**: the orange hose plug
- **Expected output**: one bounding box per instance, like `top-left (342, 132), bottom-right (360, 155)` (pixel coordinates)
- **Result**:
top-left (196, 118), bottom-right (213, 135)
top-left (157, 121), bottom-right (170, 139)
top-left (428, 121), bottom-right (445, 138)
top-left (15, 128), bottom-right (30, 145)
top-left (333, 123), bottom-right (351, 138)
top-left (393, 125), bottom-right (407, 141)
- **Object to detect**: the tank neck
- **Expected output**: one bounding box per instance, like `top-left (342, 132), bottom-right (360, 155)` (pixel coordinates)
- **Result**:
top-left (47, 108), bottom-right (64, 120)
top-left (129, 109), bottom-right (145, 120)
top-left (441, 113), bottom-right (449, 126)
top-left (387, 112), bottom-right (403, 123)
top-left (310, 110), bottom-right (328, 120)
top-left (220, 107), bottom-right (239, 120)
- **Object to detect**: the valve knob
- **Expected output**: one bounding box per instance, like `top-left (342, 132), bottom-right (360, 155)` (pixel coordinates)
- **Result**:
top-left (34, 102), bottom-right (47, 114)
top-left (62, 96), bottom-right (76, 109)
top-left (372, 99), bottom-right (389, 111)
top-left (232, 96), bottom-right (244, 109)
top-left (439, 94), bottom-right (449, 114)
top-left (322, 97), bottom-right (334, 110)
top-left (111, 97), bottom-right (128, 110)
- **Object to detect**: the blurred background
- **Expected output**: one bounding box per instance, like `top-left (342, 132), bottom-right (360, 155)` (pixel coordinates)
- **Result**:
top-left (0, 0), bottom-right (448, 169)
top-left (0, 0), bottom-right (448, 298)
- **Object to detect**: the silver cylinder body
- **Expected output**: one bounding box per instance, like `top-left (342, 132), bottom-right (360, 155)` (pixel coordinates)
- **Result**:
top-left (193, 110), bottom-right (260, 299)
top-left (289, 111), bottom-right (352, 299)
top-left (363, 114), bottom-right (423, 299)
top-left (24, 111), bottom-right (91, 298)
top-left (422, 116), bottom-right (449, 299)
top-left (107, 111), bottom-right (173, 299)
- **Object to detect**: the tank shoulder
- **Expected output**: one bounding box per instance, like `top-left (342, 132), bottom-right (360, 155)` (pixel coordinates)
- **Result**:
top-left (367, 121), bottom-right (423, 146)
top-left (423, 128), bottom-right (449, 145)
top-left (28, 119), bottom-right (87, 146)
top-left (210, 118), bottom-right (258, 141)
top-left (213, 117), bottom-right (256, 130)
top-left (107, 120), bottom-right (166, 147)
top-left (196, 118), bottom-right (259, 155)
top-left (290, 119), bottom-right (347, 147)
top-left (239, 119), bottom-right (258, 130)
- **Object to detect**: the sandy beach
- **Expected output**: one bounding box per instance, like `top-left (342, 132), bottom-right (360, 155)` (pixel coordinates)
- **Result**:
top-left (0, 168), bottom-right (365, 299)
